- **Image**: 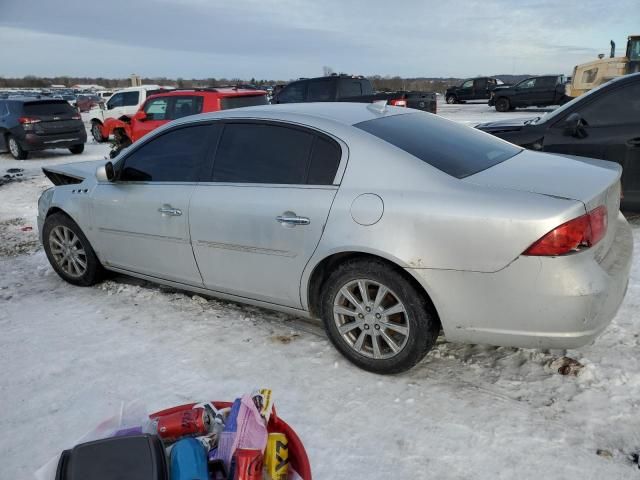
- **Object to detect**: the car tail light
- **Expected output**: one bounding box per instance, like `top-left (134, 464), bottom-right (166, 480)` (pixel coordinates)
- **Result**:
top-left (523, 205), bottom-right (608, 256)
top-left (18, 117), bottom-right (41, 125)
top-left (389, 99), bottom-right (407, 107)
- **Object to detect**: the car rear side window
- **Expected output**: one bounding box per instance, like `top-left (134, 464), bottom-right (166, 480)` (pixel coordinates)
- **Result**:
top-left (220, 95), bottom-right (268, 110)
top-left (307, 79), bottom-right (333, 101)
top-left (23, 101), bottom-right (76, 116)
top-left (172, 96), bottom-right (204, 119)
top-left (212, 123), bottom-right (317, 184)
top-left (355, 112), bottom-right (521, 179)
top-left (308, 137), bottom-right (341, 184)
top-left (277, 83), bottom-right (306, 103)
top-left (337, 79), bottom-right (363, 98)
top-left (119, 124), bottom-right (219, 182)
top-left (577, 83), bottom-right (640, 127)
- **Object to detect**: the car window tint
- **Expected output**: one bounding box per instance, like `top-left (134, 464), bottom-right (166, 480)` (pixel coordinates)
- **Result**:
top-left (121, 91), bottom-right (140, 106)
top-left (519, 79), bottom-right (536, 88)
top-left (462, 80), bottom-right (473, 88)
top-left (355, 112), bottom-right (521, 179)
top-left (307, 79), bottom-right (333, 101)
top-left (278, 82), bottom-right (306, 103)
top-left (220, 95), bottom-right (268, 110)
top-left (23, 101), bottom-right (76, 116)
top-left (212, 123), bottom-right (314, 184)
top-left (474, 78), bottom-right (487, 89)
top-left (537, 77), bottom-right (556, 88)
top-left (107, 93), bottom-right (122, 108)
top-left (144, 98), bottom-right (169, 120)
top-left (338, 79), bottom-right (363, 98)
top-left (307, 136), bottom-right (342, 185)
top-left (172, 96), bottom-right (204, 119)
top-left (578, 83), bottom-right (640, 127)
top-left (120, 124), bottom-right (217, 182)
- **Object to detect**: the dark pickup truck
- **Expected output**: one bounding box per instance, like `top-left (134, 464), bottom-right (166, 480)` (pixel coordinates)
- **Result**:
top-left (445, 77), bottom-right (505, 104)
top-left (272, 75), bottom-right (437, 114)
top-left (489, 75), bottom-right (569, 112)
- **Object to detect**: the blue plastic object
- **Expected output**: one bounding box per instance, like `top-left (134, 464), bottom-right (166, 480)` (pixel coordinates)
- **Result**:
top-left (170, 438), bottom-right (208, 480)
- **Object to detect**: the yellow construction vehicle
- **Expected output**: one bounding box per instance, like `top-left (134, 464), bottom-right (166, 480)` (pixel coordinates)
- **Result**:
top-left (566, 35), bottom-right (640, 97)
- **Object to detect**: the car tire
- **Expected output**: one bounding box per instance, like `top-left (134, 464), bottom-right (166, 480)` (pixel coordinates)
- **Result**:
top-left (445, 95), bottom-right (457, 104)
top-left (7, 135), bottom-right (28, 160)
top-left (43, 212), bottom-right (104, 287)
top-left (320, 258), bottom-right (440, 374)
top-left (91, 121), bottom-right (107, 143)
top-left (495, 97), bottom-right (510, 112)
top-left (69, 144), bottom-right (85, 154)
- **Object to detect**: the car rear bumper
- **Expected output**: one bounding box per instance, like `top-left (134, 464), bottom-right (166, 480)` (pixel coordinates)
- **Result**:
top-left (408, 212), bottom-right (633, 349)
top-left (21, 131), bottom-right (87, 151)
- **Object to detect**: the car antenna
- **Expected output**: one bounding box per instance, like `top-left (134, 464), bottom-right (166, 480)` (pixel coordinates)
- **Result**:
top-left (367, 100), bottom-right (388, 114)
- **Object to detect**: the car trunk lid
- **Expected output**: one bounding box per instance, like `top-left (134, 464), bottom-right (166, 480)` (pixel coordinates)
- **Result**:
top-left (464, 150), bottom-right (622, 261)
top-left (22, 100), bottom-right (82, 135)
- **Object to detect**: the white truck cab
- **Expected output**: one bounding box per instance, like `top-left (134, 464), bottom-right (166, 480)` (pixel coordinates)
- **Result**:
top-left (89, 85), bottom-right (171, 142)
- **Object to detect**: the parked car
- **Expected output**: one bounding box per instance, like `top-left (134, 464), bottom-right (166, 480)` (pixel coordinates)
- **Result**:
top-left (75, 94), bottom-right (102, 112)
top-left (37, 103), bottom-right (631, 373)
top-left (488, 75), bottom-right (569, 111)
top-left (445, 77), bottom-right (505, 104)
top-left (273, 74), bottom-right (437, 114)
top-left (0, 98), bottom-right (86, 160)
top-left (96, 90), bottom-right (113, 101)
top-left (100, 87), bottom-right (268, 157)
top-left (476, 72), bottom-right (640, 208)
top-left (88, 85), bottom-right (171, 142)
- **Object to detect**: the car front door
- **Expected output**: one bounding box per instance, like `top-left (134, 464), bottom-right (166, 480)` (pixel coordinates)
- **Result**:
top-left (134, 97), bottom-right (172, 141)
top-left (189, 121), bottom-right (345, 308)
top-left (542, 82), bottom-right (640, 201)
top-left (457, 80), bottom-right (473, 101)
top-left (90, 123), bottom-right (217, 285)
top-left (514, 78), bottom-right (537, 106)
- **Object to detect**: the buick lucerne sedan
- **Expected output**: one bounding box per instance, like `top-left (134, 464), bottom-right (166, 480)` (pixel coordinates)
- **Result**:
top-left (38, 103), bottom-right (633, 373)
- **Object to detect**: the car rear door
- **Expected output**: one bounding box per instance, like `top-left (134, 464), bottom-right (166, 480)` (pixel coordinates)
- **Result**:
top-left (189, 120), bottom-right (345, 308)
top-left (472, 78), bottom-right (488, 100)
top-left (91, 123), bottom-right (217, 285)
top-left (542, 82), bottom-right (640, 202)
top-left (457, 80), bottom-right (473, 101)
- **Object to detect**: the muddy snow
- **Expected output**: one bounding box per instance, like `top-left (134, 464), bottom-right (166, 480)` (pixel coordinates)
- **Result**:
top-left (1, 103), bottom-right (639, 479)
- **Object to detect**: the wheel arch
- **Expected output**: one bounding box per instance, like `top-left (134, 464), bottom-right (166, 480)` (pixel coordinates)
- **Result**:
top-left (304, 250), bottom-right (441, 328)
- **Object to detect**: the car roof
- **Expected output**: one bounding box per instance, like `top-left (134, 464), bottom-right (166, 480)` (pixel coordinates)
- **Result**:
top-left (180, 102), bottom-right (412, 127)
top-left (146, 88), bottom-right (266, 99)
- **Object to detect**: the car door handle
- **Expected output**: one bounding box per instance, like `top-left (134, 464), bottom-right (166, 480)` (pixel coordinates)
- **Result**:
top-left (627, 138), bottom-right (640, 148)
top-left (276, 213), bottom-right (310, 226)
top-left (158, 205), bottom-right (182, 216)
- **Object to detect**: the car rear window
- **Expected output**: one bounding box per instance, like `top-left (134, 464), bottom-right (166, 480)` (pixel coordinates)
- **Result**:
top-left (355, 112), bottom-right (521, 178)
top-left (22, 101), bottom-right (77, 116)
top-left (220, 94), bottom-right (268, 110)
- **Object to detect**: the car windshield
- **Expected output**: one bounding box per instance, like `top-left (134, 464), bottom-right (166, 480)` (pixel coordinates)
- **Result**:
top-left (537, 75), bottom-right (629, 124)
top-left (355, 112), bottom-right (521, 178)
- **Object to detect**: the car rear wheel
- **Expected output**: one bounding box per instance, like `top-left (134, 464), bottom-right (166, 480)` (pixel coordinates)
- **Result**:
top-left (43, 213), bottom-right (104, 286)
top-left (495, 97), bottom-right (510, 112)
top-left (69, 144), bottom-right (84, 154)
top-left (91, 121), bottom-right (107, 143)
top-left (321, 258), bottom-right (440, 374)
top-left (446, 95), bottom-right (457, 104)
top-left (7, 135), bottom-right (28, 160)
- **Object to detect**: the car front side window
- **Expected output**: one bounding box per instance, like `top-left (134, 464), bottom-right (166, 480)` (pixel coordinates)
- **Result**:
top-left (106, 93), bottom-right (123, 109)
top-left (144, 98), bottom-right (169, 120)
top-left (119, 124), bottom-right (219, 182)
top-left (577, 84), bottom-right (640, 127)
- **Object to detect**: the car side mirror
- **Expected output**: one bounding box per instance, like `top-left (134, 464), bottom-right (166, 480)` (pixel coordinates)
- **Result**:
top-left (134, 111), bottom-right (147, 121)
top-left (96, 161), bottom-right (115, 182)
top-left (563, 112), bottom-right (586, 138)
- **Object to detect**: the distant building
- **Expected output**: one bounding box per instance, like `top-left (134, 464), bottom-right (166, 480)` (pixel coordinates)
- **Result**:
top-left (130, 74), bottom-right (142, 87)
top-left (50, 84), bottom-right (66, 89)
top-left (72, 84), bottom-right (105, 90)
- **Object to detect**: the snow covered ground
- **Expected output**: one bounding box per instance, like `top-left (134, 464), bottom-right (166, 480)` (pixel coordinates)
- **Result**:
top-left (1, 103), bottom-right (639, 479)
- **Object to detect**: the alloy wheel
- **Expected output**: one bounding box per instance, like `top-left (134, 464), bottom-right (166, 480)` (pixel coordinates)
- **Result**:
top-left (9, 138), bottom-right (19, 158)
top-left (49, 225), bottom-right (88, 278)
top-left (333, 279), bottom-right (410, 360)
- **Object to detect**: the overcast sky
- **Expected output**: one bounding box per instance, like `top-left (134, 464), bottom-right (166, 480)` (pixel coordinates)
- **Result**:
top-left (0, 0), bottom-right (636, 80)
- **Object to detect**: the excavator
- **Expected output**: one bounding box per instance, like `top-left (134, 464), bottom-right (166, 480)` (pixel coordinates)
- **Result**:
top-left (566, 34), bottom-right (640, 97)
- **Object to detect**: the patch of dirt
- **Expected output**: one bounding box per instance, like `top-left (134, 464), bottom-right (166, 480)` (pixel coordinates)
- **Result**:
top-left (0, 168), bottom-right (25, 187)
top-left (271, 333), bottom-right (300, 344)
top-left (0, 218), bottom-right (40, 257)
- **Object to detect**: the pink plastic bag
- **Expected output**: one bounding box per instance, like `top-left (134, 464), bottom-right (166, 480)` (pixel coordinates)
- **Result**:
top-left (232, 394), bottom-right (268, 452)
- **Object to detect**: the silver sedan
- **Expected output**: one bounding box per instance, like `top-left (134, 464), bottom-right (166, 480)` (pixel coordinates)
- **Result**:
top-left (37, 103), bottom-right (633, 373)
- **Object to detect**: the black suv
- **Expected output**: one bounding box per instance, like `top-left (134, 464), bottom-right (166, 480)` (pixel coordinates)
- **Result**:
top-left (476, 72), bottom-right (640, 208)
top-left (445, 77), bottom-right (504, 104)
top-left (0, 98), bottom-right (86, 160)
top-left (488, 75), bottom-right (568, 111)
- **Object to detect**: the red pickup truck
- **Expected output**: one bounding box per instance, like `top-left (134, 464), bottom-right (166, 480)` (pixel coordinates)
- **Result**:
top-left (103, 88), bottom-right (268, 156)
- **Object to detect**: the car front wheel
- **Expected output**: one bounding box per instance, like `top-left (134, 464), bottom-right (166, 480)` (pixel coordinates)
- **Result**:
top-left (7, 135), bottom-right (28, 160)
top-left (69, 144), bottom-right (85, 154)
top-left (446, 95), bottom-right (457, 104)
top-left (495, 97), bottom-right (510, 112)
top-left (321, 258), bottom-right (440, 374)
top-left (91, 121), bottom-right (107, 142)
top-left (43, 212), bottom-right (104, 286)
